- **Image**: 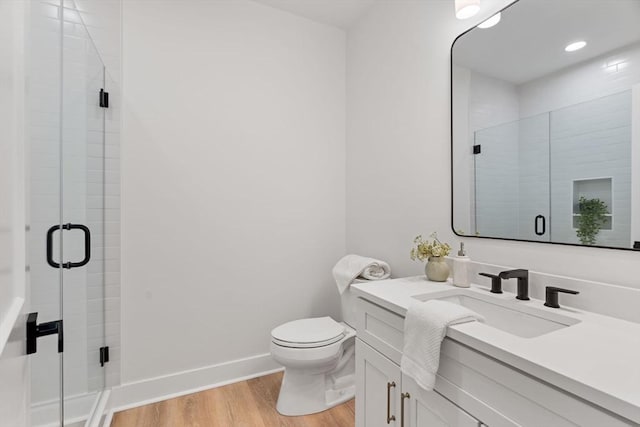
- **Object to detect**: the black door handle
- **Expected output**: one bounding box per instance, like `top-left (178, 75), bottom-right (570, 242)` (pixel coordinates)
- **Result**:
top-left (46, 223), bottom-right (91, 269)
top-left (26, 312), bottom-right (63, 354)
top-left (534, 215), bottom-right (546, 236)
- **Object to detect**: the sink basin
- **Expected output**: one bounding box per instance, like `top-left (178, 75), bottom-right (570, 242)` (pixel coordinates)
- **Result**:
top-left (413, 292), bottom-right (580, 338)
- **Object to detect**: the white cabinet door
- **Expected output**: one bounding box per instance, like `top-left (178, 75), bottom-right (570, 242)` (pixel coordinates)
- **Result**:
top-left (402, 374), bottom-right (480, 427)
top-left (356, 338), bottom-right (402, 427)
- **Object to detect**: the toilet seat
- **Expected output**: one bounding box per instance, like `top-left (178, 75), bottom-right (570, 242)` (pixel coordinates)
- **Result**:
top-left (271, 317), bottom-right (345, 348)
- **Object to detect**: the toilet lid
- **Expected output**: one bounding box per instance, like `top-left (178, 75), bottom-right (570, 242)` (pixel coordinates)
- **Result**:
top-left (271, 317), bottom-right (345, 348)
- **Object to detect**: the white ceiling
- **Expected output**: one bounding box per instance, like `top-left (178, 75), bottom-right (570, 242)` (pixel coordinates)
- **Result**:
top-left (252, 0), bottom-right (376, 29)
top-left (453, 0), bottom-right (640, 84)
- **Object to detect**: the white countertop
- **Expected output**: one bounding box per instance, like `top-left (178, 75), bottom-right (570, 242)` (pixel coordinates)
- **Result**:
top-left (351, 276), bottom-right (640, 424)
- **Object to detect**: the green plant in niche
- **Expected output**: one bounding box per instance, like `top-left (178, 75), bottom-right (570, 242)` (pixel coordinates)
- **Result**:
top-left (575, 196), bottom-right (608, 245)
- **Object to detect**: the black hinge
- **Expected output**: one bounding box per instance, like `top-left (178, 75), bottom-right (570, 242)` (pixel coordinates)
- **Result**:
top-left (99, 88), bottom-right (109, 108)
top-left (473, 144), bottom-right (481, 154)
top-left (100, 346), bottom-right (110, 367)
top-left (634, 241), bottom-right (640, 250)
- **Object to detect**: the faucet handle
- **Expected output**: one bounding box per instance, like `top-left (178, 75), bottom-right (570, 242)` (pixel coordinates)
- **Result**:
top-left (479, 272), bottom-right (502, 294)
top-left (544, 286), bottom-right (579, 309)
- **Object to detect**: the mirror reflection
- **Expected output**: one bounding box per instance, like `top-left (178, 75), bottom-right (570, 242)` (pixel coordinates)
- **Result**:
top-left (452, 0), bottom-right (640, 249)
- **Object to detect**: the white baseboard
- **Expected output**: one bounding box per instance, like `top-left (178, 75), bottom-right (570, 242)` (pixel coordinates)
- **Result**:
top-left (108, 352), bottom-right (282, 415)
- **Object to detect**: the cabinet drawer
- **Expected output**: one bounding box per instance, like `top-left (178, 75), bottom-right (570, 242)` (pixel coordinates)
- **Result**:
top-left (356, 298), bottom-right (404, 364)
top-left (437, 340), bottom-right (634, 427)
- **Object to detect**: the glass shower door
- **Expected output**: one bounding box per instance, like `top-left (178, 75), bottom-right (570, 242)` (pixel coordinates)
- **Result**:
top-left (28, 1), bottom-right (64, 424)
top-left (474, 121), bottom-right (521, 239)
top-left (61, 2), bottom-right (107, 423)
top-left (29, 1), bottom-right (108, 425)
top-left (474, 113), bottom-right (550, 241)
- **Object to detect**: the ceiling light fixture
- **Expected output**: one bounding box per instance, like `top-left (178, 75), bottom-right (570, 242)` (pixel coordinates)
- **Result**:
top-left (455, 0), bottom-right (480, 20)
top-left (478, 12), bottom-right (501, 28)
top-left (565, 41), bottom-right (587, 52)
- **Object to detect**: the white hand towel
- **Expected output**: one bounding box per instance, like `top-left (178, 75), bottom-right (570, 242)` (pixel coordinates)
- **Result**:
top-left (332, 254), bottom-right (391, 294)
top-left (401, 300), bottom-right (484, 391)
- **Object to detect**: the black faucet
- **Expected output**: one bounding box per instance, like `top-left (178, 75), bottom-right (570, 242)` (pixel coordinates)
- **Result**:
top-left (498, 269), bottom-right (530, 300)
top-left (479, 272), bottom-right (502, 293)
top-left (544, 286), bottom-right (579, 308)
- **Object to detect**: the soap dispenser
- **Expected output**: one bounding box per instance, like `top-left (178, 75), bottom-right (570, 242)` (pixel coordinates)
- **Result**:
top-left (452, 242), bottom-right (470, 288)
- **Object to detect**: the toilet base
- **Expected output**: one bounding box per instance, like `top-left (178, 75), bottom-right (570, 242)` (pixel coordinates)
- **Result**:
top-left (271, 323), bottom-right (356, 416)
top-left (276, 366), bottom-right (355, 416)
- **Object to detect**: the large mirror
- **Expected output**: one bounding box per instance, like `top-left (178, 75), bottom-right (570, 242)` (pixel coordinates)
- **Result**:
top-left (452, 0), bottom-right (640, 250)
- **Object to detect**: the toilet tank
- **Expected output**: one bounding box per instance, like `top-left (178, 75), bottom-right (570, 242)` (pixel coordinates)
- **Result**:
top-left (340, 280), bottom-right (364, 328)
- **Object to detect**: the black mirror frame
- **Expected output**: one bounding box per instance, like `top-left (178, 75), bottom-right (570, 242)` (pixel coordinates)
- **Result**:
top-left (449, 0), bottom-right (639, 252)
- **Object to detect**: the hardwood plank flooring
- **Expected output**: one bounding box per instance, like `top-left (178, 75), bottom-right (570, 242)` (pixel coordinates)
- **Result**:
top-left (111, 372), bottom-right (355, 427)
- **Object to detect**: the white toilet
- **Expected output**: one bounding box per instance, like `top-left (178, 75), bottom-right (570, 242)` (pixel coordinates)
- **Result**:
top-left (270, 286), bottom-right (359, 416)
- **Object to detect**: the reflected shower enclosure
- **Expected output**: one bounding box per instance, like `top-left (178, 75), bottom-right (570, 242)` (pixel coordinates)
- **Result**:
top-left (473, 92), bottom-right (631, 247)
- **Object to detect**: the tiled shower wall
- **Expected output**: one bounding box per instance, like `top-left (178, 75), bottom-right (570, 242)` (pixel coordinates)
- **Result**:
top-left (550, 91), bottom-right (631, 247)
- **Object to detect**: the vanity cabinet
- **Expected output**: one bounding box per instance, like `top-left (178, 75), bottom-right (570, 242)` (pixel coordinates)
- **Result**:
top-left (402, 373), bottom-right (479, 427)
top-left (355, 297), bottom-right (636, 427)
top-left (355, 339), bottom-right (480, 427)
top-left (355, 339), bottom-right (402, 427)
top-left (355, 297), bottom-right (483, 427)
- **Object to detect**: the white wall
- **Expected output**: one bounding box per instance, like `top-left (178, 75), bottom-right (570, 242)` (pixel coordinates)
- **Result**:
top-left (346, 0), bottom-right (640, 292)
top-left (121, 0), bottom-right (346, 383)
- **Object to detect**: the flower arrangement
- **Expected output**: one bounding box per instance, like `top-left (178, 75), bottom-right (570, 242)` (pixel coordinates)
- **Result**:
top-left (410, 232), bottom-right (451, 262)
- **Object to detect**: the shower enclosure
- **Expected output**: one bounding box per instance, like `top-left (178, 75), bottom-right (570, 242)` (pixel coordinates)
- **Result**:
top-left (473, 91), bottom-right (632, 248)
top-left (28, 1), bottom-right (113, 425)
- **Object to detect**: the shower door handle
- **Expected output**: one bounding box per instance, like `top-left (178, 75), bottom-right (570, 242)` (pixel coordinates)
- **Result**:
top-left (47, 223), bottom-right (91, 269)
top-left (534, 215), bottom-right (546, 236)
top-left (26, 312), bottom-right (63, 354)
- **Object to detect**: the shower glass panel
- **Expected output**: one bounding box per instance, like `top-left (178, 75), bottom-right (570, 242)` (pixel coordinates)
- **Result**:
top-left (28, 0), bottom-right (63, 423)
top-left (29, 1), bottom-right (107, 425)
top-left (549, 91), bottom-right (632, 248)
top-left (473, 91), bottom-right (631, 247)
top-left (473, 113), bottom-right (550, 241)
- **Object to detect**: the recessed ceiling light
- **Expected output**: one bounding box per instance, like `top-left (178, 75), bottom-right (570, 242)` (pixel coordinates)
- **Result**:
top-left (455, 0), bottom-right (480, 20)
top-left (478, 12), bottom-right (501, 29)
top-left (565, 41), bottom-right (587, 52)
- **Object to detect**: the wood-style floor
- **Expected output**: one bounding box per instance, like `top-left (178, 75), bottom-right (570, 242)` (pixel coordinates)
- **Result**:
top-left (110, 372), bottom-right (355, 427)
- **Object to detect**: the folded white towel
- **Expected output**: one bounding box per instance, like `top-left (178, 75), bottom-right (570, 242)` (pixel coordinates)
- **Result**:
top-left (332, 254), bottom-right (391, 294)
top-left (401, 300), bottom-right (484, 391)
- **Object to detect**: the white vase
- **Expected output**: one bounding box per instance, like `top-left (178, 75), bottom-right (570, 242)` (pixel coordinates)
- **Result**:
top-left (425, 256), bottom-right (450, 282)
